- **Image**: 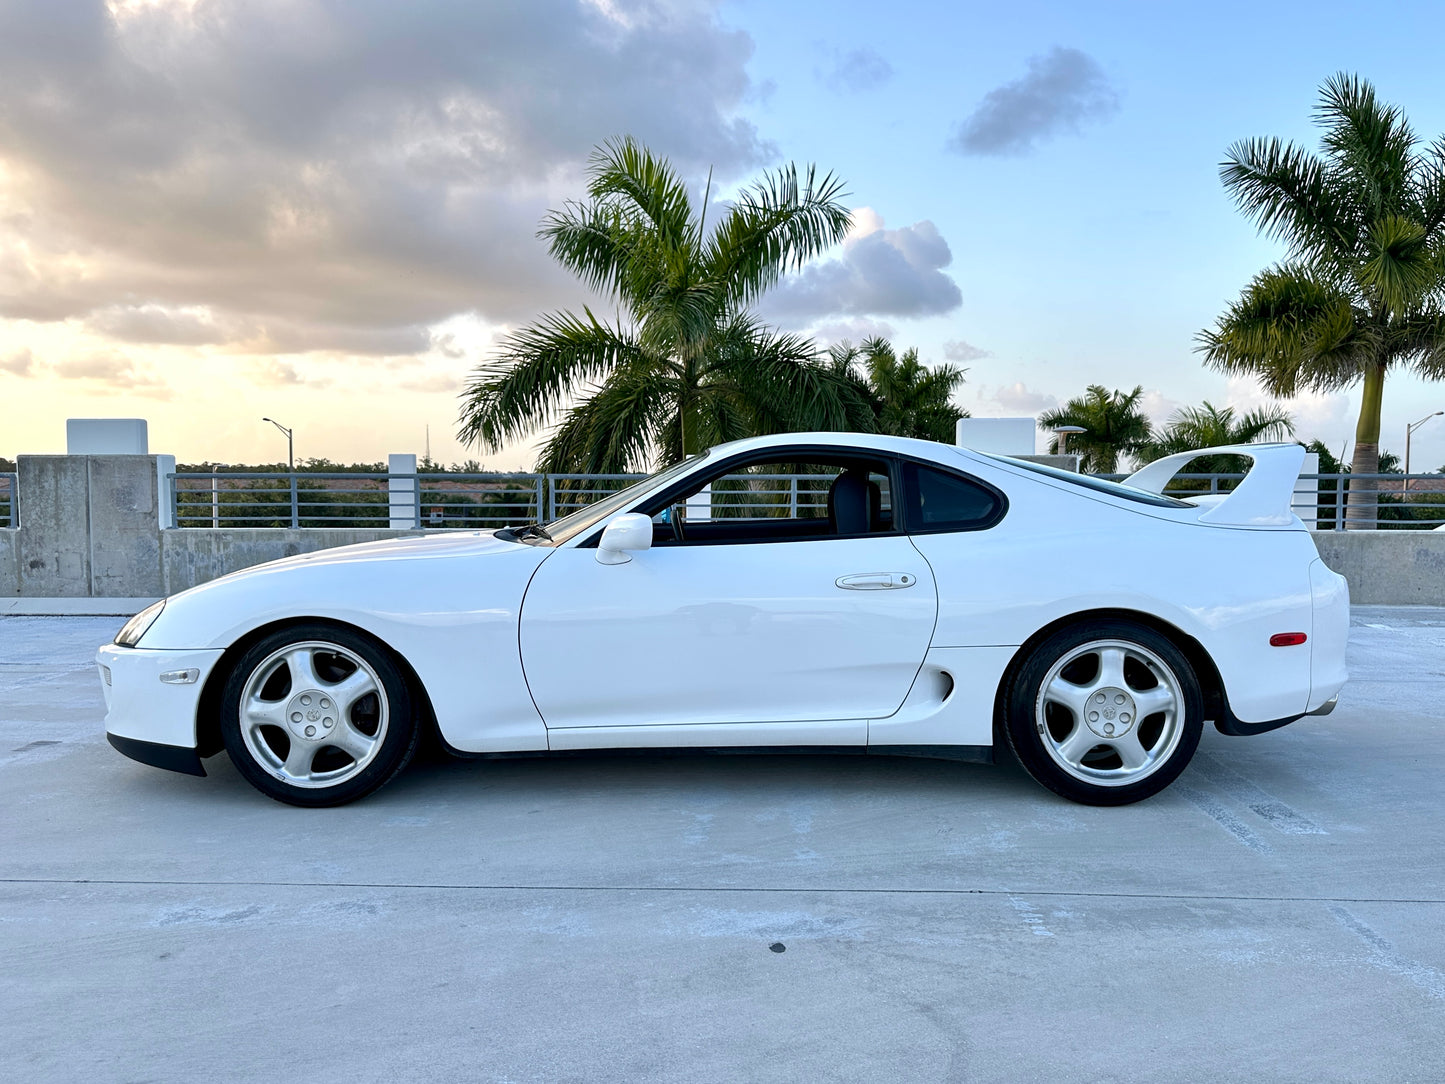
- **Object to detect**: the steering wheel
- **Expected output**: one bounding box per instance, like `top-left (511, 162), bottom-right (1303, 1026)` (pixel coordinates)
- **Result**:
top-left (669, 504), bottom-right (687, 544)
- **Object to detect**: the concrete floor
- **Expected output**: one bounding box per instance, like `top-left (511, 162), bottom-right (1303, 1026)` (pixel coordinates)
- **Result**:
top-left (2, 611), bottom-right (1443, 1083)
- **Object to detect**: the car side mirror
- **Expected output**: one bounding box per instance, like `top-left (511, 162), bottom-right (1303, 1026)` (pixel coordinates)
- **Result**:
top-left (596, 512), bottom-right (654, 565)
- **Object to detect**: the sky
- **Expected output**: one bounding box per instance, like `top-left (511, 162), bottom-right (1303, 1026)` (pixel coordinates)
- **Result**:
top-left (4, 0), bottom-right (1445, 470)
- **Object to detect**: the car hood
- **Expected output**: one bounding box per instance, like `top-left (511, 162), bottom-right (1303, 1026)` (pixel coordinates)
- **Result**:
top-left (138, 530), bottom-right (547, 650)
top-left (240, 530), bottom-right (525, 573)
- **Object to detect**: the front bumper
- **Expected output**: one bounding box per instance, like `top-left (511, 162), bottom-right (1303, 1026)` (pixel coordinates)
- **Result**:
top-left (107, 732), bottom-right (207, 777)
top-left (97, 643), bottom-right (226, 772)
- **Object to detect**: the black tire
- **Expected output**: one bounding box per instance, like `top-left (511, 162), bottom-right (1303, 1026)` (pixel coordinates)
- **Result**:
top-left (1004, 620), bottom-right (1203, 806)
top-left (219, 623), bottom-right (418, 807)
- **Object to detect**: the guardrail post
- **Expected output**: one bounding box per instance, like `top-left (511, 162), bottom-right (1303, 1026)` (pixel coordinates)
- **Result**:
top-left (414, 474), bottom-right (422, 529)
top-left (547, 475), bottom-right (558, 522)
top-left (289, 474), bottom-right (299, 528)
top-left (1294, 454), bottom-right (1318, 529)
top-left (534, 476), bottom-right (544, 522)
top-left (388, 454), bottom-right (417, 529)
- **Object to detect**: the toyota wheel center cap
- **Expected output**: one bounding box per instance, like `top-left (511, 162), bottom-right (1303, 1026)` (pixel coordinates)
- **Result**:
top-left (1085, 687), bottom-right (1136, 738)
top-left (285, 690), bottom-right (336, 740)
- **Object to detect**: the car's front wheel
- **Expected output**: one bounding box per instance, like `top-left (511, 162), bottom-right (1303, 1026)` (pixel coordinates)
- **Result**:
top-left (1005, 620), bottom-right (1203, 805)
top-left (219, 624), bottom-right (418, 807)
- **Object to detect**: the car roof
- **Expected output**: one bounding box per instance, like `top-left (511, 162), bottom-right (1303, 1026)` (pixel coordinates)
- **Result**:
top-left (705, 431), bottom-right (975, 465)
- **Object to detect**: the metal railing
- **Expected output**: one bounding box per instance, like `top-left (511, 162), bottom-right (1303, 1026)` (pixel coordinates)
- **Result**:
top-left (161, 469), bottom-right (1445, 531)
top-left (168, 471), bottom-right (852, 530)
top-left (170, 472), bottom-right (547, 529)
top-left (1, 472), bottom-right (16, 528)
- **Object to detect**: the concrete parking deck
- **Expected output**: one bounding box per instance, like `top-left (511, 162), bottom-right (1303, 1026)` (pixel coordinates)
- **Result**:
top-left (2, 611), bottom-right (1443, 1082)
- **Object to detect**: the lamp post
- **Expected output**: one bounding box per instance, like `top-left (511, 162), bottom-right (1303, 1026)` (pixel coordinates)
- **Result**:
top-left (1404, 411), bottom-right (1443, 494)
top-left (261, 417), bottom-right (294, 471)
top-left (1052, 425), bottom-right (1087, 457)
top-left (262, 417), bottom-right (298, 527)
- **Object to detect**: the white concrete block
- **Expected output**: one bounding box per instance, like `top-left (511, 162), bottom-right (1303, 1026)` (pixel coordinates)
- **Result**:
top-left (389, 453), bottom-right (418, 529)
top-left (67, 419), bottom-right (149, 454)
top-left (956, 417), bottom-right (1037, 455)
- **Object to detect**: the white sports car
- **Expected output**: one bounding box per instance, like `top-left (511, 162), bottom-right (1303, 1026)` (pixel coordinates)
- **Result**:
top-left (98, 433), bottom-right (1348, 807)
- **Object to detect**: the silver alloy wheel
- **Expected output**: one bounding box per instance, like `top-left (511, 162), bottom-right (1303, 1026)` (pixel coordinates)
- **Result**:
top-left (1034, 638), bottom-right (1184, 787)
top-left (237, 640), bottom-right (390, 789)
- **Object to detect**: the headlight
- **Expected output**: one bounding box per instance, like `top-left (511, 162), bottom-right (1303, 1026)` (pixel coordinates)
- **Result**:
top-left (115, 600), bottom-right (166, 648)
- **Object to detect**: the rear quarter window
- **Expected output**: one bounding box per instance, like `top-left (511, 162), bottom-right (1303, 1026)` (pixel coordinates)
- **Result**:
top-left (907, 464), bottom-right (1005, 531)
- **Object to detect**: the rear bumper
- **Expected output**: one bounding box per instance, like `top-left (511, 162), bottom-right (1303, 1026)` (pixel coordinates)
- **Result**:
top-left (1214, 694), bottom-right (1338, 737)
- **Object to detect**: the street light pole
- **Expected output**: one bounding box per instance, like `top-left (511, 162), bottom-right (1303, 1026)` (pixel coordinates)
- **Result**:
top-left (261, 417), bottom-right (294, 470)
top-left (262, 417), bottom-right (298, 528)
top-left (1404, 411), bottom-right (1443, 494)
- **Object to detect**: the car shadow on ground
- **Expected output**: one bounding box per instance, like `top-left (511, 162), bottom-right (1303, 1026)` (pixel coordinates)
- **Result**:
top-left (175, 739), bottom-right (1047, 810)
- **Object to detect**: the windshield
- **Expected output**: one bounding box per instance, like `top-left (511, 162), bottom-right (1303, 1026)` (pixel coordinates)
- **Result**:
top-left (979, 452), bottom-right (1191, 509)
top-left (521, 453), bottom-right (709, 546)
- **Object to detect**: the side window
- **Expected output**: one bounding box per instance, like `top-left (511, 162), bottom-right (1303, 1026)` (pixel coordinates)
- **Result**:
top-left (909, 465), bottom-right (1002, 531)
top-left (642, 455), bottom-right (898, 545)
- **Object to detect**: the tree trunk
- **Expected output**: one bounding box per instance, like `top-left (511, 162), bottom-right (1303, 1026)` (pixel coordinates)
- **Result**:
top-left (1345, 363), bottom-right (1386, 530)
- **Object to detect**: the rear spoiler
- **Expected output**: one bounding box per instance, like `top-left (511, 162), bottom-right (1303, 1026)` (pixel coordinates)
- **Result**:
top-left (1123, 443), bottom-right (1306, 527)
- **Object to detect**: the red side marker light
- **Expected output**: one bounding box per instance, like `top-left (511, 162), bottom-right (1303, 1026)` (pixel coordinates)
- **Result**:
top-left (1269, 632), bottom-right (1308, 647)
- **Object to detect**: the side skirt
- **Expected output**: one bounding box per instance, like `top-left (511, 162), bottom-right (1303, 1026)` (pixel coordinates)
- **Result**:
top-left (433, 743), bottom-right (994, 765)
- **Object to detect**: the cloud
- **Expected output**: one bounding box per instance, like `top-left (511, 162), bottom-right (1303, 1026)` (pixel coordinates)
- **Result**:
top-left (984, 381), bottom-right (1059, 415)
top-left (52, 353), bottom-right (172, 398)
top-left (943, 339), bottom-right (991, 362)
top-left (1221, 374), bottom-right (1348, 444)
top-left (808, 318), bottom-right (896, 345)
top-left (821, 48), bottom-right (893, 93)
top-left (948, 47), bottom-right (1120, 156)
top-left (1141, 388), bottom-right (1184, 427)
top-left (763, 209), bottom-right (963, 321)
top-left (84, 304), bottom-right (239, 346)
top-left (399, 370), bottom-right (465, 394)
top-left (0, 0), bottom-right (768, 353)
top-left (0, 347), bottom-right (34, 375)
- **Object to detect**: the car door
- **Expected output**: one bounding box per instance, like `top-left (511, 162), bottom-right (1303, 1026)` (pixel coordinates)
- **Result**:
top-left (518, 453), bottom-right (938, 734)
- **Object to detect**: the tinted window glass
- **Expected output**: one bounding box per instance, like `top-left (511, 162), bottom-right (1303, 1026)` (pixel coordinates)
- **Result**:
top-left (914, 466), bottom-right (1000, 529)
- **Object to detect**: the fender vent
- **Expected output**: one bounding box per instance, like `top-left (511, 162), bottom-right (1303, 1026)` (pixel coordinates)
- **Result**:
top-left (937, 669), bottom-right (955, 704)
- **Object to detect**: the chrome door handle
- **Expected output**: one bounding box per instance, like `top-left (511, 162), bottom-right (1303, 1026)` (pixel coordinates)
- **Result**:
top-left (835, 573), bottom-right (917, 590)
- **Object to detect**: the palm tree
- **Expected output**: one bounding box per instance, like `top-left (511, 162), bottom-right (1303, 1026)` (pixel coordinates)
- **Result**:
top-left (1038, 385), bottom-right (1154, 474)
top-left (456, 138), bottom-right (874, 473)
top-left (1137, 401), bottom-right (1296, 473)
top-left (1197, 74), bottom-right (1445, 528)
top-left (827, 337), bottom-right (969, 443)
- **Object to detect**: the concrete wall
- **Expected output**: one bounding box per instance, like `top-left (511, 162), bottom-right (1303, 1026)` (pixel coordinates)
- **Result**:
top-left (161, 528), bottom-right (419, 594)
top-left (1312, 530), bottom-right (1445, 605)
top-left (14, 455), bottom-right (167, 597)
top-left (0, 529), bottom-right (17, 596)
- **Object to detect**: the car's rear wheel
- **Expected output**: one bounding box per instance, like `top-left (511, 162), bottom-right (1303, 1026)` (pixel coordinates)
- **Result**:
top-left (219, 624), bottom-right (417, 807)
top-left (1005, 620), bottom-right (1203, 805)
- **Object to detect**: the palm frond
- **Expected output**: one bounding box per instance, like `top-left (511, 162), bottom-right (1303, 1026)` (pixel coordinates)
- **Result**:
top-left (703, 163), bottom-right (852, 308)
top-left (1038, 385), bottom-right (1153, 473)
top-left (586, 136), bottom-right (695, 250)
top-left (539, 200), bottom-right (631, 297)
top-left (457, 310), bottom-right (649, 451)
top-left (535, 361), bottom-right (675, 474)
top-left (1391, 305), bottom-right (1445, 379)
top-left (1317, 72), bottom-right (1417, 222)
top-left (1360, 214), bottom-right (1434, 314)
top-left (1221, 136), bottom-right (1350, 260)
top-left (1196, 264), bottom-right (1367, 395)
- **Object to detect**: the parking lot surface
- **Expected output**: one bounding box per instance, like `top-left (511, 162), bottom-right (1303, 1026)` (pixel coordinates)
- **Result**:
top-left (2, 610), bottom-right (1443, 1083)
